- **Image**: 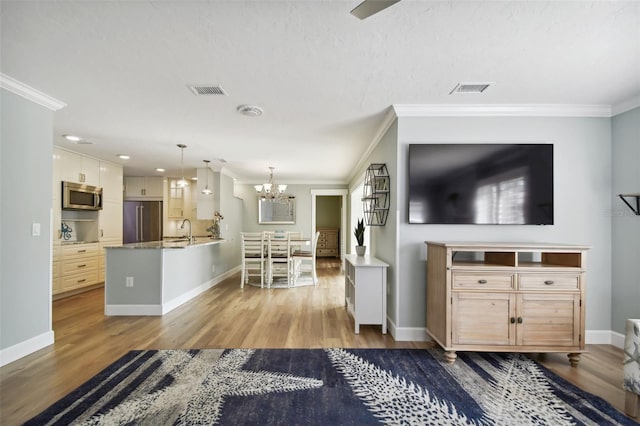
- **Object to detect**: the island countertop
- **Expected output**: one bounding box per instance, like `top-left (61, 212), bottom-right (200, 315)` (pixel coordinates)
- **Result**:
top-left (107, 238), bottom-right (224, 249)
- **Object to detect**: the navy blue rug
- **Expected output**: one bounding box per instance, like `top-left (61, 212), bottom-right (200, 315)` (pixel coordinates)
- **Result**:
top-left (26, 348), bottom-right (637, 425)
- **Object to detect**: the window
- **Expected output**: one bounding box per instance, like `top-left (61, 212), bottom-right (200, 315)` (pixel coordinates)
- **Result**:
top-left (474, 171), bottom-right (526, 224)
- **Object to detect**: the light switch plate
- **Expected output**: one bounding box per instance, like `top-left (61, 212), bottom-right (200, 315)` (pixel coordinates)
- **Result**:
top-left (32, 223), bottom-right (41, 236)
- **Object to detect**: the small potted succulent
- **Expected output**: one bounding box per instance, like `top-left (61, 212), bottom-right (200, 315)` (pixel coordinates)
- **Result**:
top-left (354, 218), bottom-right (366, 256)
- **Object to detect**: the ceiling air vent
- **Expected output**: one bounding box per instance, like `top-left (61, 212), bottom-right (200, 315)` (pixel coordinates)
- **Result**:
top-left (449, 82), bottom-right (492, 95)
top-left (187, 84), bottom-right (227, 96)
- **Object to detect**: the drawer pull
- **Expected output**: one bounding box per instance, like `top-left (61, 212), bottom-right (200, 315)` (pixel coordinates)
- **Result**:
top-left (510, 317), bottom-right (516, 324)
top-left (77, 264), bottom-right (86, 268)
top-left (517, 317), bottom-right (523, 324)
top-left (77, 278), bottom-right (86, 283)
top-left (478, 279), bottom-right (487, 284)
top-left (544, 280), bottom-right (554, 285)
top-left (77, 249), bottom-right (87, 253)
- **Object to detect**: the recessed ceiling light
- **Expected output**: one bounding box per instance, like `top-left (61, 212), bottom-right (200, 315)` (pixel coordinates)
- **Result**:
top-left (191, 177), bottom-right (198, 181)
top-left (63, 134), bottom-right (81, 142)
top-left (117, 154), bottom-right (130, 160)
top-left (449, 82), bottom-right (492, 95)
top-left (237, 104), bottom-right (264, 117)
top-left (155, 168), bottom-right (165, 172)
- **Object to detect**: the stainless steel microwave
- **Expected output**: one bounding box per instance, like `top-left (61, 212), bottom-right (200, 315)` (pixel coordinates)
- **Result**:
top-left (62, 181), bottom-right (103, 210)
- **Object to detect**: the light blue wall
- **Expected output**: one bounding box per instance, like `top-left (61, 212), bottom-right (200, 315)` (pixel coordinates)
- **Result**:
top-left (611, 106), bottom-right (640, 333)
top-left (396, 116), bottom-right (612, 331)
top-left (1, 89), bottom-right (54, 351)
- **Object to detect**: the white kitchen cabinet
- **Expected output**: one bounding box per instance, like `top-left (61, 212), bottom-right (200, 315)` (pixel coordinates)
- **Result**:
top-left (58, 148), bottom-right (100, 186)
top-left (344, 254), bottom-right (389, 334)
top-left (100, 199), bottom-right (123, 240)
top-left (59, 242), bottom-right (100, 292)
top-left (99, 161), bottom-right (123, 202)
top-left (124, 176), bottom-right (164, 199)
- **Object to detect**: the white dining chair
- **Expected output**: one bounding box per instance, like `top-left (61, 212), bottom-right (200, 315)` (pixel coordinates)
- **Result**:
top-left (241, 232), bottom-right (266, 288)
top-left (292, 231), bottom-right (320, 286)
top-left (267, 232), bottom-right (293, 288)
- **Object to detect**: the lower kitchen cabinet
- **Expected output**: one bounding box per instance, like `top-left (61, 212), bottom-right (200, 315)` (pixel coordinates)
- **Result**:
top-left (59, 242), bottom-right (100, 294)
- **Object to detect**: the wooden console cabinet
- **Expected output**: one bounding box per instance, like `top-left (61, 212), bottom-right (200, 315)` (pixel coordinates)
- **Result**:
top-left (425, 241), bottom-right (589, 366)
top-left (316, 228), bottom-right (339, 257)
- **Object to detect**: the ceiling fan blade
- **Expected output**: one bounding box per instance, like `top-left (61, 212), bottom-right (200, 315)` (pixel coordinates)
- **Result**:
top-left (350, 0), bottom-right (402, 20)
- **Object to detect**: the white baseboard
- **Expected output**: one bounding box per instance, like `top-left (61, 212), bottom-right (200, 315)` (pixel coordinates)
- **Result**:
top-left (610, 331), bottom-right (625, 349)
top-left (105, 304), bottom-right (163, 316)
top-left (106, 267), bottom-right (241, 316)
top-left (0, 330), bottom-right (54, 367)
top-left (389, 325), bottom-right (624, 348)
top-left (388, 318), bottom-right (431, 341)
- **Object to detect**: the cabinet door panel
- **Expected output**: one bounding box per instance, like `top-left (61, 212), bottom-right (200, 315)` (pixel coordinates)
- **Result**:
top-left (452, 292), bottom-right (515, 346)
top-left (516, 293), bottom-right (580, 347)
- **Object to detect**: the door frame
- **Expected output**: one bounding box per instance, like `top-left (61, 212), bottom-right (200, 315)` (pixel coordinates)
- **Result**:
top-left (310, 189), bottom-right (348, 260)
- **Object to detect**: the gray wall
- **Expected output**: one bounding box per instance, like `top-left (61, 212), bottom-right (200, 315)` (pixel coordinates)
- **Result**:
top-left (348, 120), bottom-right (399, 324)
top-left (316, 196), bottom-right (341, 228)
top-left (611, 107), bottom-right (640, 333)
top-left (237, 183), bottom-right (347, 238)
top-left (1, 89), bottom-right (53, 350)
top-left (396, 116), bottom-right (612, 331)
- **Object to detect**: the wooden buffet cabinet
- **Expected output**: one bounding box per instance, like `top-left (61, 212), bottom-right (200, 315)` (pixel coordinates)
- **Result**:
top-left (425, 241), bottom-right (589, 366)
top-left (316, 228), bottom-right (339, 257)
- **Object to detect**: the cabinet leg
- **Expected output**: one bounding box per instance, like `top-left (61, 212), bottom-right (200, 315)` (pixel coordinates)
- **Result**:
top-left (625, 390), bottom-right (639, 417)
top-left (567, 353), bottom-right (581, 367)
top-left (444, 351), bottom-right (457, 364)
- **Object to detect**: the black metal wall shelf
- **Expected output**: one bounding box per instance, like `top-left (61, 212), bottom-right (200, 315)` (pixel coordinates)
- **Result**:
top-left (362, 163), bottom-right (390, 226)
top-left (618, 193), bottom-right (640, 216)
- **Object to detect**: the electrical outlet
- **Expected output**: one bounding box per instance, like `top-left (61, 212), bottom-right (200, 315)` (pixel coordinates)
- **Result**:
top-left (126, 276), bottom-right (134, 287)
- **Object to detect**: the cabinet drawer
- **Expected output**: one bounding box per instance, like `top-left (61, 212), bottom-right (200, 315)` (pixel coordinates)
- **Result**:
top-left (317, 248), bottom-right (337, 256)
top-left (61, 270), bottom-right (99, 291)
top-left (61, 257), bottom-right (99, 275)
top-left (61, 243), bottom-right (99, 259)
top-left (452, 272), bottom-right (515, 290)
top-left (518, 274), bottom-right (580, 291)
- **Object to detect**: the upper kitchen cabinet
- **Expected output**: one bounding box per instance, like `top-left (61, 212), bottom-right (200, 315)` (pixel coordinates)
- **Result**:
top-left (99, 161), bottom-right (123, 202)
top-left (58, 148), bottom-right (100, 186)
top-left (124, 176), bottom-right (164, 200)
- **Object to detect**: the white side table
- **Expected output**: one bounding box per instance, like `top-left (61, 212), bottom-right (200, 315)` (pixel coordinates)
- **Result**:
top-left (344, 254), bottom-right (389, 334)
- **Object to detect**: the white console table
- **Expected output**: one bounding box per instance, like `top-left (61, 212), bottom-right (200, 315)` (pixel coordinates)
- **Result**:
top-left (344, 254), bottom-right (389, 334)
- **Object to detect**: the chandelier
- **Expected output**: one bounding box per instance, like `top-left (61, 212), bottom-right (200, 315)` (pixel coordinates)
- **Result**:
top-left (254, 167), bottom-right (288, 201)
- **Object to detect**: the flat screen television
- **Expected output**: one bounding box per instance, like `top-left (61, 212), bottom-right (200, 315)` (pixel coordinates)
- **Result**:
top-left (408, 143), bottom-right (553, 225)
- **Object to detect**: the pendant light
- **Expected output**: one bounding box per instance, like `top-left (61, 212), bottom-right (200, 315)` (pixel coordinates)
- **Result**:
top-left (176, 144), bottom-right (189, 188)
top-left (201, 160), bottom-right (213, 195)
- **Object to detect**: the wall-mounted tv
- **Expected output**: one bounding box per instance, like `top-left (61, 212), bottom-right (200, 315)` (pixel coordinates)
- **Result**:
top-left (408, 143), bottom-right (553, 225)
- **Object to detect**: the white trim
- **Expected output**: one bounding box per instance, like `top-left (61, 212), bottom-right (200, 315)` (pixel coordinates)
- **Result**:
top-left (388, 321), bottom-right (430, 342)
top-left (105, 304), bottom-right (163, 316)
top-left (0, 330), bottom-right (55, 367)
top-left (310, 189), bottom-right (349, 263)
top-left (611, 331), bottom-right (625, 349)
top-left (347, 107), bottom-right (397, 183)
top-left (585, 329), bottom-right (614, 345)
top-left (0, 73), bottom-right (66, 111)
top-left (393, 103), bottom-right (612, 118)
top-left (612, 95), bottom-right (640, 116)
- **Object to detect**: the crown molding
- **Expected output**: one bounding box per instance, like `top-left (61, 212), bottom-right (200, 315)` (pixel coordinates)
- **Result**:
top-left (347, 106), bottom-right (398, 183)
top-left (0, 73), bottom-right (66, 111)
top-left (392, 104), bottom-right (612, 118)
top-left (611, 95), bottom-right (640, 116)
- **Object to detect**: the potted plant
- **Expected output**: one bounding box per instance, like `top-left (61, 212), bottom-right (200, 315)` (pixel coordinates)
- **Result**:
top-left (354, 218), bottom-right (366, 256)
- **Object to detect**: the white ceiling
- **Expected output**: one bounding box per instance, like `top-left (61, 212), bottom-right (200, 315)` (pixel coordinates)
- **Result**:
top-left (2, 1), bottom-right (639, 184)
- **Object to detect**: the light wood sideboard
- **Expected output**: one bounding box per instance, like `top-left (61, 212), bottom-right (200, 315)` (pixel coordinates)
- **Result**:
top-left (425, 241), bottom-right (589, 366)
top-left (316, 228), bottom-right (339, 257)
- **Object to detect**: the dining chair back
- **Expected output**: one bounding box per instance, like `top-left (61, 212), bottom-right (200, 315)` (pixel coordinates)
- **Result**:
top-left (292, 231), bottom-right (320, 286)
top-left (267, 232), bottom-right (293, 287)
top-left (241, 232), bottom-right (265, 288)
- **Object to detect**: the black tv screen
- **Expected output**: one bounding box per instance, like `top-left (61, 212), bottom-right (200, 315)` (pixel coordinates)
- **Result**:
top-left (408, 144), bottom-right (553, 224)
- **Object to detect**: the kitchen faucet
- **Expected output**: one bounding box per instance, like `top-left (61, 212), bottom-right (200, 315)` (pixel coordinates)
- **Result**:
top-left (180, 218), bottom-right (193, 243)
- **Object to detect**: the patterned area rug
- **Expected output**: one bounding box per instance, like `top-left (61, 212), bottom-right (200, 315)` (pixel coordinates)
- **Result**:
top-left (26, 348), bottom-right (637, 425)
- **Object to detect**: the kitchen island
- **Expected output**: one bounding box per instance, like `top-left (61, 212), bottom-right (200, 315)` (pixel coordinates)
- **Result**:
top-left (104, 238), bottom-right (226, 316)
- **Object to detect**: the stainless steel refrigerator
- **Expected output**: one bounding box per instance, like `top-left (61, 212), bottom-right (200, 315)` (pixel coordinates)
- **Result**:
top-left (123, 201), bottom-right (163, 243)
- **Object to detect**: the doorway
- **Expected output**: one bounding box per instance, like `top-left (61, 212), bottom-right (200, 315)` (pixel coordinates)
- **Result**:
top-left (310, 189), bottom-right (348, 260)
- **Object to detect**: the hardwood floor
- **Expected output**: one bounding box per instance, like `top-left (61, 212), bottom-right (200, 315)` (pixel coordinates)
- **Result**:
top-left (0, 259), bottom-right (634, 424)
